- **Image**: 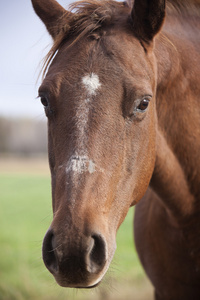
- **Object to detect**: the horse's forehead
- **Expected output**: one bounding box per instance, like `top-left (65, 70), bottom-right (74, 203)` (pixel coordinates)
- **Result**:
top-left (45, 33), bottom-right (154, 97)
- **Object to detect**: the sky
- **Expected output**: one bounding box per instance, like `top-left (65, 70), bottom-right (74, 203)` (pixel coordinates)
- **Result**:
top-left (0, 0), bottom-right (71, 118)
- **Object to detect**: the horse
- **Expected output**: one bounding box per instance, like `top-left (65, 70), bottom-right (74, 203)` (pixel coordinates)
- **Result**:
top-left (31, 0), bottom-right (200, 298)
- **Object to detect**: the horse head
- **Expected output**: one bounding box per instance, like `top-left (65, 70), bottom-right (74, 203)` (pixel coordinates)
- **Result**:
top-left (32, 0), bottom-right (165, 288)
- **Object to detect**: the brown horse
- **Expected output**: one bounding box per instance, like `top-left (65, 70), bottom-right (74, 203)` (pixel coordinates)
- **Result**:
top-left (31, 0), bottom-right (200, 298)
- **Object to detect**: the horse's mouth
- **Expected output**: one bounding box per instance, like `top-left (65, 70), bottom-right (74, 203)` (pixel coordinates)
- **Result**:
top-left (57, 279), bottom-right (101, 289)
top-left (78, 282), bottom-right (100, 289)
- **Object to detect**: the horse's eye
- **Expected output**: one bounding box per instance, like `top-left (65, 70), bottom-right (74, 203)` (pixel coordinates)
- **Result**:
top-left (40, 96), bottom-right (49, 107)
top-left (136, 99), bottom-right (150, 112)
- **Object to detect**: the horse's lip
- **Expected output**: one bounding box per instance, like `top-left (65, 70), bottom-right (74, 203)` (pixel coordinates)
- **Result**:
top-left (56, 280), bottom-right (100, 289)
top-left (78, 282), bottom-right (100, 289)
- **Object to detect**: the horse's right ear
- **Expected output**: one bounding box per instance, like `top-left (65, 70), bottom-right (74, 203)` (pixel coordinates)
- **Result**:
top-left (131, 0), bottom-right (165, 44)
top-left (31, 0), bottom-right (71, 39)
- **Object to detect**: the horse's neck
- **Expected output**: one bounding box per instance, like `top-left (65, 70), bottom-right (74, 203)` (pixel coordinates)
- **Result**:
top-left (150, 130), bottom-right (195, 217)
top-left (151, 11), bottom-right (200, 220)
top-left (150, 12), bottom-right (200, 266)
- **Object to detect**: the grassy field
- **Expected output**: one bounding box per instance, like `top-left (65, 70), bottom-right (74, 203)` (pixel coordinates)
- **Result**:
top-left (0, 157), bottom-right (153, 300)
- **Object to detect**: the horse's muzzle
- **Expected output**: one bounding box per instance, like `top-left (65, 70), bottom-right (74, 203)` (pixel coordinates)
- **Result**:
top-left (42, 228), bottom-right (108, 288)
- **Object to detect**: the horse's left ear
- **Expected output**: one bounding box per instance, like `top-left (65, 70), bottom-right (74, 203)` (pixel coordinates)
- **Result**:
top-left (31, 0), bottom-right (71, 40)
top-left (131, 0), bottom-right (165, 43)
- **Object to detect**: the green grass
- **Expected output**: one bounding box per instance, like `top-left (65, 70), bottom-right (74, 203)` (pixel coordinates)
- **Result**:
top-left (0, 173), bottom-right (146, 300)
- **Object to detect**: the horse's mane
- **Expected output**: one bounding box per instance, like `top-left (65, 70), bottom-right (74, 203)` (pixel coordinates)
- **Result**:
top-left (167, 0), bottom-right (200, 15)
top-left (42, 0), bottom-right (200, 76)
top-left (168, 0), bottom-right (200, 8)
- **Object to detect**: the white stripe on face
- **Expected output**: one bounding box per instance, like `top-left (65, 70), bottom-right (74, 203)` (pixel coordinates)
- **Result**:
top-left (82, 73), bottom-right (101, 96)
top-left (66, 155), bottom-right (96, 174)
top-left (76, 73), bottom-right (101, 151)
top-left (66, 73), bottom-right (101, 176)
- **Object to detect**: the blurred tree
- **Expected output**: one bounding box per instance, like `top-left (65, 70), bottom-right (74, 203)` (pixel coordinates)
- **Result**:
top-left (0, 117), bottom-right (47, 156)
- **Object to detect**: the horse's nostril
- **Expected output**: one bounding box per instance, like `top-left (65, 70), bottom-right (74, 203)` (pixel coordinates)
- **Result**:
top-left (86, 234), bottom-right (107, 274)
top-left (42, 229), bottom-right (58, 274)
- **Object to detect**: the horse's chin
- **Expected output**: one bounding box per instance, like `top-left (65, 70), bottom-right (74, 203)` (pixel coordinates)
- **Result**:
top-left (78, 282), bottom-right (100, 289)
top-left (55, 278), bottom-right (101, 289)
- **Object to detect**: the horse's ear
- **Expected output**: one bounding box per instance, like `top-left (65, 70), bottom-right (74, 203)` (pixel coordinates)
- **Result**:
top-left (131, 0), bottom-right (165, 44)
top-left (31, 0), bottom-right (71, 39)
